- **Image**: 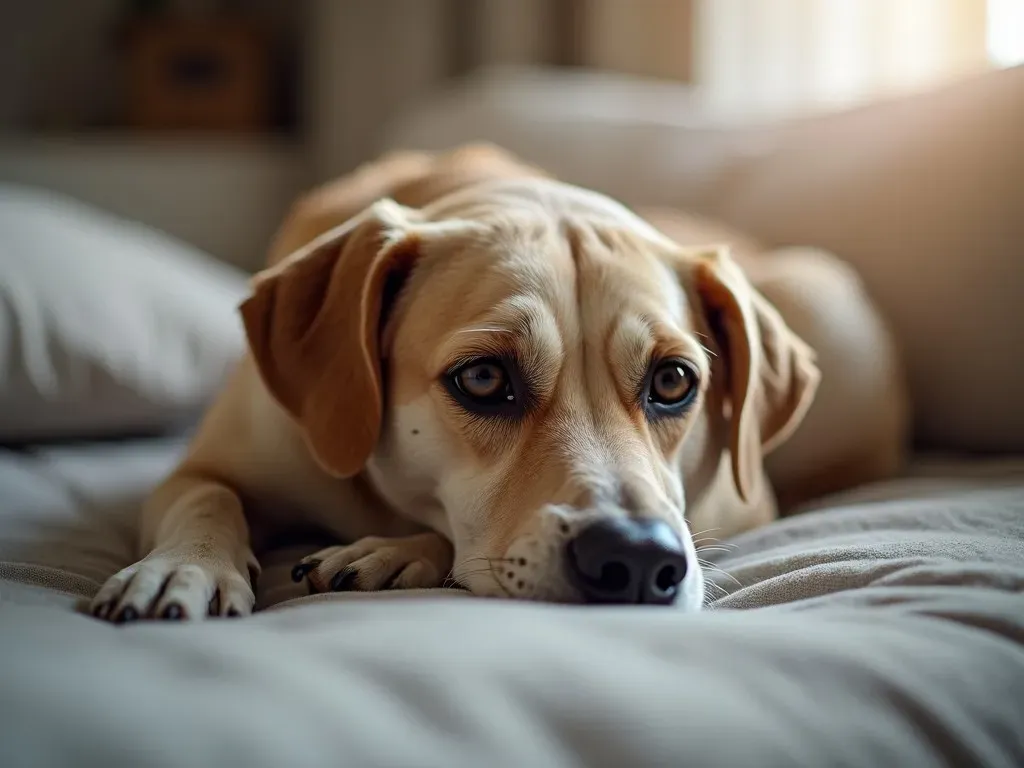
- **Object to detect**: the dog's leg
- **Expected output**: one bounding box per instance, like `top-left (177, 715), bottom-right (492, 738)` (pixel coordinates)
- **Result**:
top-left (91, 362), bottom-right (266, 623)
top-left (90, 471), bottom-right (258, 622)
top-left (748, 246), bottom-right (910, 511)
top-left (291, 533), bottom-right (453, 593)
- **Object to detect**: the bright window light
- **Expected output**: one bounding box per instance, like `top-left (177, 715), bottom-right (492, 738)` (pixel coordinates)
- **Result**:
top-left (988, 0), bottom-right (1024, 67)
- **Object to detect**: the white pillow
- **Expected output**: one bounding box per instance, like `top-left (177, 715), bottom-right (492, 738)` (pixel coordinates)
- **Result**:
top-left (0, 184), bottom-right (249, 441)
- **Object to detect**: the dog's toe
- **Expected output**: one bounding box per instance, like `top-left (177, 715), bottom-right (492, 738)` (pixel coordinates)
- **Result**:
top-left (291, 559), bottom-right (320, 583)
top-left (329, 567), bottom-right (359, 591)
top-left (297, 534), bottom-right (452, 594)
top-left (160, 603), bottom-right (185, 620)
top-left (384, 561), bottom-right (439, 590)
top-left (115, 605), bottom-right (140, 624)
top-left (91, 556), bottom-right (255, 623)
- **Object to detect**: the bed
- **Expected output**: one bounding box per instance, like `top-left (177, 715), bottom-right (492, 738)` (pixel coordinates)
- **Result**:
top-left (2, 65), bottom-right (1024, 767)
top-left (2, 436), bottom-right (1023, 767)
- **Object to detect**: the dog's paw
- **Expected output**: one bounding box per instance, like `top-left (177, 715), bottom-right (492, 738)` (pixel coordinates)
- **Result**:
top-left (291, 532), bottom-right (453, 593)
top-left (91, 551), bottom-right (257, 623)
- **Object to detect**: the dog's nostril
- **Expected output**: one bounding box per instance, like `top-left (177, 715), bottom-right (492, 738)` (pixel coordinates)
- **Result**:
top-left (654, 563), bottom-right (681, 594)
top-left (598, 561), bottom-right (631, 592)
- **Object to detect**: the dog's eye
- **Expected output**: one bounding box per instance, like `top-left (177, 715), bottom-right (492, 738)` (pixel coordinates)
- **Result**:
top-left (447, 358), bottom-right (521, 415)
top-left (646, 360), bottom-right (699, 412)
top-left (455, 361), bottom-right (508, 401)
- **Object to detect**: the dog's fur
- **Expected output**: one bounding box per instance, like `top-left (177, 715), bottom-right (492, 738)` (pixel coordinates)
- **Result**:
top-left (90, 145), bottom-right (907, 621)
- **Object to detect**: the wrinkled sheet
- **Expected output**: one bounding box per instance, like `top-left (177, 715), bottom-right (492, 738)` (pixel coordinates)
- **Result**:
top-left (1, 439), bottom-right (1023, 767)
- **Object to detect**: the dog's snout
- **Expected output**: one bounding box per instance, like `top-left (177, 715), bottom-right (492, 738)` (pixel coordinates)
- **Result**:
top-left (565, 518), bottom-right (688, 605)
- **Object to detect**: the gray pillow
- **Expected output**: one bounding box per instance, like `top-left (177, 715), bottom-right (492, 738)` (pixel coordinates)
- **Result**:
top-left (0, 184), bottom-right (249, 441)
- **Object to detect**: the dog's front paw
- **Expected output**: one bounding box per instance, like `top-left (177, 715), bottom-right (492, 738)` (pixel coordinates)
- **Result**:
top-left (91, 550), bottom-right (257, 623)
top-left (291, 532), bottom-right (453, 593)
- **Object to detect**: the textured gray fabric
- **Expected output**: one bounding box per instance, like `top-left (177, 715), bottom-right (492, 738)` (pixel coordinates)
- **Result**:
top-left (1, 440), bottom-right (1023, 767)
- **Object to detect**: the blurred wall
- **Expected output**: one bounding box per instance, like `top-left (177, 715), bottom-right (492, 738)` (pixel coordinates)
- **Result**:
top-left (303, 0), bottom-right (452, 182)
top-left (0, 0), bottom-right (122, 130)
top-left (303, 0), bottom-right (697, 182)
top-left (0, 0), bottom-right (305, 270)
top-left (0, 134), bottom-right (302, 271)
top-left (0, 0), bottom-right (697, 268)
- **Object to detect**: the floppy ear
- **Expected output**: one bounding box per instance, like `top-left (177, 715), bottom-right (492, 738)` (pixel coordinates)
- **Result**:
top-left (693, 247), bottom-right (820, 502)
top-left (239, 199), bottom-right (421, 478)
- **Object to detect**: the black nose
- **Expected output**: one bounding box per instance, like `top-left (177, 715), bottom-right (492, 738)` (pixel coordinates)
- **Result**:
top-left (565, 518), bottom-right (688, 605)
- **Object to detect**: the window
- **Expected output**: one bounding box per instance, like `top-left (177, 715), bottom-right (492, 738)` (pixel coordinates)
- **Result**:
top-left (987, 0), bottom-right (1024, 67)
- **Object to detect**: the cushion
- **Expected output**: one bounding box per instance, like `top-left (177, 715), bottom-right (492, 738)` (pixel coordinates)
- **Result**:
top-left (0, 184), bottom-right (249, 442)
top-left (383, 64), bottom-right (1024, 453)
top-left (2, 456), bottom-right (1023, 767)
top-left (714, 65), bottom-right (1024, 453)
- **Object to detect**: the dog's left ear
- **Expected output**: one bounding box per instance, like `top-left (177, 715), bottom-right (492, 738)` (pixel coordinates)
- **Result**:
top-left (692, 247), bottom-right (820, 502)
top-left (239, 199), bottom-right (422, 478)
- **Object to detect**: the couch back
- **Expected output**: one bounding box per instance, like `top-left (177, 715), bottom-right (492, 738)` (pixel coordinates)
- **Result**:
top-left (384, 65), bottom-right (1024, 454)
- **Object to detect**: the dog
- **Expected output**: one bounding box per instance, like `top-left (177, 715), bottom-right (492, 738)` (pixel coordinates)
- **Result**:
top-left (90, 144), bottom-right (906, 621)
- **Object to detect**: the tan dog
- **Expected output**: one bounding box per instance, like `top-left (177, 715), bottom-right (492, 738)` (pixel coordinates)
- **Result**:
top-left (90, 145), bottom-right (906, 621)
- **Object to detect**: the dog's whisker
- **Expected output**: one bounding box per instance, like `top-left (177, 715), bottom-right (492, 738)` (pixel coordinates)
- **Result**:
top-left (701, 577), bottom-right (729, 608)
top-left (696, 545), bottom-right (734, 555)
top-left (689, 527), bottom-right (722, 539)
top-left (692, 537), bottom-right (730, 547)
top-left (451, 568), bottom-right (494, 582)
top-left (453, 327), bottom-right (512, 335)
top-left (452, 556), bottom-right (513, 576)
top-left (450, 556), bottom-right (519, 592)
top-left (703, 580), bottom-right (729, 598)
top-left (699, 344), bottom-right (718, 359)
top-left (699, 561), bottom-right (743, 589)
top-left (441, 569), bottom-right (465, 590)
top-left (486, 558), bottom-right (514, 598)
top-left (454, 557), bottom-right (505, 569)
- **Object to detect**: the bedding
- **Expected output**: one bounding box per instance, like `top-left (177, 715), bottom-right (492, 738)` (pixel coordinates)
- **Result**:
top-left (0, 183), bottom-right (248, 442)
top-left (1, 438), bottom-right (1022, 767)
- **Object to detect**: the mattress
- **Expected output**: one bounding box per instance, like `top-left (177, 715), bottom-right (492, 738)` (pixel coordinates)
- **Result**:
top-left (1, 437), bottom-right (1023, 767)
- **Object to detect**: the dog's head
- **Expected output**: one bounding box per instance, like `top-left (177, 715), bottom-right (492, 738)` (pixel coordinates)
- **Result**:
top-left (241, 178), bottom-right (818, 609)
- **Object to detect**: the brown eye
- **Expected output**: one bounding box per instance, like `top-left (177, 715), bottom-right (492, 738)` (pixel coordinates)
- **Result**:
top-left (454, 361), bottom-right (511, 403)
top-left (647, 360), bottom-right (699, 411)
top-left (445, 356), bottom-right (527, 419)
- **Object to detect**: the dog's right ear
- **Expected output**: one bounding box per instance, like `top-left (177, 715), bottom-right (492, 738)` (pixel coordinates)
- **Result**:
top-left (240, 199), bottom-right (422, 478)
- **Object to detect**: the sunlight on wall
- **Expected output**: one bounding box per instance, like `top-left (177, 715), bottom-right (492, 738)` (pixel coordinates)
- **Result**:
top-left (695, 0), bottom-right (997, 118)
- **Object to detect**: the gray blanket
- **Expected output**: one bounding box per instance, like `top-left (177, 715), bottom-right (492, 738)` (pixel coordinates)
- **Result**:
top-left (1, 440), bottom-right (1023, 767)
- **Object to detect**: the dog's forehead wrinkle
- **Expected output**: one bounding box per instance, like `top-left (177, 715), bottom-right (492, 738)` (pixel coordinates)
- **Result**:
top-left (423, 177), bottom-right (679, 252)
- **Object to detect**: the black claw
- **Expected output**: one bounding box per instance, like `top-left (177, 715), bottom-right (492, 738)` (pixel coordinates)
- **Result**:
top-left (92, 601), bottom-right (113, 619)
top-left (226, 607), bottom-right (241, 618)
top-left (291, 560), bottom-right (320, 583)
top-left (116, 606), bottom-right (139, 624)
top-left (330, 568), bottom-right (358, 592)
top-left (161, 604), bottom-right (184, 620)
top-left (382, 566), bottom-right (408, 591)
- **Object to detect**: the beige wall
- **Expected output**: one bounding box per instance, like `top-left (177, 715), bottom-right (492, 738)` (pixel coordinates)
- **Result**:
top-left (0, 0), bottom-right (699, 265)
top-left (0, 135), bottom-right (303, 271)
top-left (304, 0), bottom-right (451, 182)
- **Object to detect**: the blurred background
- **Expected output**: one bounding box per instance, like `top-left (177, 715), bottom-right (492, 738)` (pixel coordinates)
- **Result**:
top-left (1, 0), bottom-right (1021, 270)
